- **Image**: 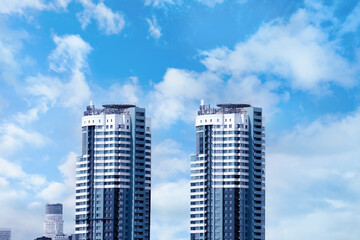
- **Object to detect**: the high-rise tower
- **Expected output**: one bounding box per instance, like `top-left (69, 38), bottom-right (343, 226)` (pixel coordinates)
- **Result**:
top-left (75, 103), bottom-right (151, 240)
top-left (190, 102), bottom-right (265, 240)
top-left (44, 203), bottom-right (64, 239)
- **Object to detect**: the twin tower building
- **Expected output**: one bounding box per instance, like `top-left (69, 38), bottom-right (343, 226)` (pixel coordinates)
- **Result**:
top-left (75, 101), bottom-right (265, 240)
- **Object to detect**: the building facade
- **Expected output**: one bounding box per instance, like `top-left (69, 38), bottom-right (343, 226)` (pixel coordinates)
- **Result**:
top-left (0, 228), bottom-right (11, 240)
top-left (75, 103), bottom-right (151, 240)
top-left (190, 101), bottom-right (265, 240)
top-left (44, 203), bottom-right (64, 239)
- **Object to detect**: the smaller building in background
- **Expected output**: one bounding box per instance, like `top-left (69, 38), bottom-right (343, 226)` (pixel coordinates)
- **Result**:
top-left (43, 203), bottom-right (74, 240)
top-left (0, 228), bottom-right (11, 240)
top-left (34, 237), bottom-right (51, 240)
top-left (44, 203), bottom-right (64, 239)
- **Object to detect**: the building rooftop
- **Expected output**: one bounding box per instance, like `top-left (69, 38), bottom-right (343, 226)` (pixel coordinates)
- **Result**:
top-left (198, 101), bottom-right (251, 116)
top-left (216, 103), bottom-right (251, 108)
top-left (46, 203), bottom-right (62, 214)
top-left (84, 103), bottom-right (136, 116)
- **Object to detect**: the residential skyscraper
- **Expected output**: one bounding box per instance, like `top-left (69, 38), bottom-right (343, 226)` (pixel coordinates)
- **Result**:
top-left (190, 101), bottom-right (265, 240)
top-left (0, 228), bottom-right (11, 240)
top-left (44, 204), bottom-right (64, 239)
top-left (75, 103), bottom-right (151, 240)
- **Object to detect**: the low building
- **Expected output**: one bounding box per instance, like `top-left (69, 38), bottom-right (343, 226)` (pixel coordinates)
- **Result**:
top-left (34, 237), bottom-right (51, 240)
top-left (0, 228), bottom-right (11, 240)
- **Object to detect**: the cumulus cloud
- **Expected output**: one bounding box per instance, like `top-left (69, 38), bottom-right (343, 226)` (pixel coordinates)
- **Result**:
top-left (147, 5), bottom-right (359, 128)
top-left (108, 76), bottom-right (142, 104)
top-left (268, 207), bottom-right (360, 240)
top-left (146, 16), bottom-right (162, 39)
top-left (145, 0), bottom-right (231, 7)
top-left (54, 0), bottom-right (73, 9)
top-left (38, 152), bottom-right (76, 202)
top-left (0, 152), bottom-right (76, 239)
top-left (151, 179), bottom-right (190, 239)
top-left (196, 0), bottom-right (224, 7)
top-left (58, 152), bottom-right (77, 190)
top-left (0, 200), bottom-right (44, 240)
top-left (148, 69), bottom-right (222, 128)
top-left (0, 123), bottom-right (48, 156)
top-left (37, 152), bottom-right (77, 234)
top-left (150, 139), bottom-right (191, 239)
top-left (0, 157), bottom-right (46, 192)
top-left (148, 68), bottom-right (282, 128)
top-left (49, 34), bottom-right (91, 73)
top-left (26, 34), bottom-right (92, 108)
top-left (13, 101), bottom-right (49, 125)
top-left (25, 75), bottom-right (63, 105)
top-left (0, 20), bottom-right (30, 87)
top-left (144, 0), bottom-right (180, 8)
top-left (77, 0), bottom-right (125, 35)
top-left (0, 0), bottom-right (46, 14)
top-left (0, 157), bottom-right (27, 179)
top-left (0, 0), bottom-right (73, 15)
top-left (37, 181), bottom-right (68, 202)
top-left (267, 109), bottom-right (360, 240)
top-left (341, 2), bottom-right (360, 34)
top-left (152, 139), bottom-right (190, 179)
top-left (201, 8), bottom-right (357, 91)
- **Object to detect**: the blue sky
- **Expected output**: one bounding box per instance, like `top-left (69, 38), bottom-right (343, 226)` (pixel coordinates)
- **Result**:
top-left (0, 0), bottom-right (360, 239)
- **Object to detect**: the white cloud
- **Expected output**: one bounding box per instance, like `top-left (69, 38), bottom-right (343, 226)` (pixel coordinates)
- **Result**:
top-left (0, 157), bottom-right (46, 191)
top-left (0, 152), bottom-right (76, 239)
top-left (144, 0), bottom-right (180, 8)
top-left (36, 152), bottom-right (76, 235)
top-left (38, 152), bottom-right (76, 202)
top-left (146, 16), bottom-right (162, 39)
top-left (151, 179), bottom-right (189, 239)
top-left (145, 0), bottom-right (231, 7)
top-left (77, 0), bottom-right (125, 35)
top-left (54, 0), bottom-right (73, 9)
top-left (0, 0), bottom-right (73, 15)
top-left (268, 207), bottom-right (360, 240)
top-left (0, 202), bottom-right (44, 240)
top-left (341, 2), bottom-right (360, 34)
top-left (49, 34), bottom-right (92, 73)
top-left (324, 199), bottom-right (347, 209)
top-left (0, 0), bottom-right (46, 14)
top-left (152, 139), bottom-right (190, 179)
top-left (58, 152), bottom-right (77, 190)
top-left (0, 177), bottom-right (9, 187)
top-left (13, 101), bottom-right (49, 125)
top-left (62, 69), bottom-right (92, 108)
top-left (152, 179), bottom-right (189, 221)
top-left (37, 181), bottom-right (68, 202)
top-left (25, 75), bottom-right (63, 104)
top-left (0, 20), bottom-right (29, 87)
top-left (271, 110), bottom-right (360, 156)
top-left (267, 109), bottom-right (360, 240)
top-left (0, 123), bottom-right (48, 156)
top-left (148, 68), bottom-right (222, 128)
top-left (201, 8), bottom-right (358, 92)
top-left (147, 5), bottom-right (359, 129)
top-left (108, 76), bottom-right (141, 104)
top-left (0, 157), bottom-right (26, 179)
top-left (26, 34), bottom-right (92, 108)
top-left (148, 68), bottom-right (282, 128)
top-left (197, 0), bottom-right (224, 7)
top-left (152, 222), bottom-right (188, 240)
